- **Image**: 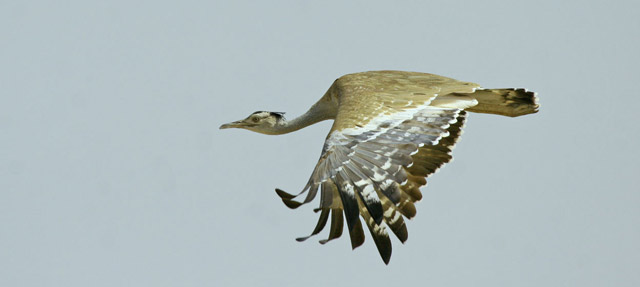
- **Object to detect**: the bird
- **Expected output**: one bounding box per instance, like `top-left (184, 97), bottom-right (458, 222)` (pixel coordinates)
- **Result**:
top-left (220, 70), bottom-right (539, 264)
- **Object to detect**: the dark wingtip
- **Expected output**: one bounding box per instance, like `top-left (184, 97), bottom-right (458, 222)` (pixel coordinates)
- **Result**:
top-left (366, 221), bottom-right (392, 265)
top-left (349, 221), bottom-right (365, 250)
top-left (295, 209), bottom-right (329, 243)
top-left (396, 228), bottom-right (409, 244)
top-left (320, 210), bottom-right (344, 245)
top-left (378, 240), bottom-right (392, 265)
top-left (382, 255), bottom-right (391, 265)
top-left (351, 240), bottom-right (364, 250)
top-left (275, 188), bottom-right (303, 208)
top-left (275, 188), bottom-right (295, 200)
top-left (282, 198), bottom-right (302, 209)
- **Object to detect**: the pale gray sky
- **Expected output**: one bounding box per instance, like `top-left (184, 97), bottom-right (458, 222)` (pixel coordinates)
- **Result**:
top-left (1, 0), bottom-right (639, 286)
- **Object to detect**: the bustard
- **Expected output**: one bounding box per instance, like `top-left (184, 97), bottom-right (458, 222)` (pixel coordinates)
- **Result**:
top-left (220, 70), bottom-right (539, 264)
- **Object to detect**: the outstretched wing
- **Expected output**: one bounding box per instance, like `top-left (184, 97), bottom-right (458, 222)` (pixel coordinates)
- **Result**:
top-left (276, 110), bottom-right (468, 263)
top-left (275, 71), bottom-right (478, 264)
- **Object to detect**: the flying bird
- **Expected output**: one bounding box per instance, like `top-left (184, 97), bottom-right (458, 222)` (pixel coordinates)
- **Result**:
top-left (220, 70), bottom-right (539, 264)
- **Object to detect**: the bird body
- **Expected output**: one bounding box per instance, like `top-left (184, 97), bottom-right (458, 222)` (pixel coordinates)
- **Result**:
top-left (220, 70), bottom-right (539, 264)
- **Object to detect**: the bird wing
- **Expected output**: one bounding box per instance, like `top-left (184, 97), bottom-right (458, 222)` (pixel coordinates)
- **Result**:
top-left (275, 71), bottom-right (478, 264)
top-left (327, 70), bottom-right (478, 132)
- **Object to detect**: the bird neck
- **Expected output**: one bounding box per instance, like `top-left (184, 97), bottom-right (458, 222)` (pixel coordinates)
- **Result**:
top-left (273, 98), bottom-right (337, 135)
top-left (275, 109), bottom-right (328, 134)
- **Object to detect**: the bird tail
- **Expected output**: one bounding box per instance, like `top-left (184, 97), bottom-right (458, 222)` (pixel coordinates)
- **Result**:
top-left (463, 88), bottom-right (539, 117)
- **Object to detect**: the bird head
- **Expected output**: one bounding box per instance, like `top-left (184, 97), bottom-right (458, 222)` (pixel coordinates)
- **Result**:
top-left (219, 111), bottom-right (286, 134)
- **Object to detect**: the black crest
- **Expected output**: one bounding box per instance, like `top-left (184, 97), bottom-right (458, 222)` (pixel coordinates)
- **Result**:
top-left (269, 112), bottom-right (285, 119)
top-left (252, 111), bottom-right (285, 119)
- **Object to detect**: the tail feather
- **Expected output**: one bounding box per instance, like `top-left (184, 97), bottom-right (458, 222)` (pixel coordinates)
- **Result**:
top-left (463, 88), bottom-right (539, 117)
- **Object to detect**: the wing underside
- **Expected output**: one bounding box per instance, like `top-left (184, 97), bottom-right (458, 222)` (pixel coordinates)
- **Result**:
top-left (276, 106), bottom-right (468, 264)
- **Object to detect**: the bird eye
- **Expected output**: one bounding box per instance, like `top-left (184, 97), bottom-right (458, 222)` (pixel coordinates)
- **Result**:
top-left (252, 116), bottom-right (260, 123)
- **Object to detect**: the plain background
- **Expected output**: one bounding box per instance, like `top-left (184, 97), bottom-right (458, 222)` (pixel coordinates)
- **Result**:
top-left (1, 0), bottom-right (639, 286)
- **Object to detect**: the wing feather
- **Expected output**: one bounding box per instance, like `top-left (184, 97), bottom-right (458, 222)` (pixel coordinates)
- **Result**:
top-left (358, 195), bottom-right (392, 264)
top-left (276, 107), bottom-right (464, 262)
top-left (320, 208), bottom-right (344, 244)
top-left (334, 168), bottom-right (362, 248)
top-left (343, 163), bottom-right (385, 225)
top-left (275, 71), bottom-right (477, 264)
top-left (295, 209), bottom-right (329, 242)
top-left (381, 197), bottom-right (408, 243)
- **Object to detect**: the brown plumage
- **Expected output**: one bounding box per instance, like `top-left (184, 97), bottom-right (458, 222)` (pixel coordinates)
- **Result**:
top-left (221, 70), bottom-right (539, 264)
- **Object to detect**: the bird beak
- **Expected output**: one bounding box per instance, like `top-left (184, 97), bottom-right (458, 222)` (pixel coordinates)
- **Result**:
top-left (219, 121), bottom-right (245, 129)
